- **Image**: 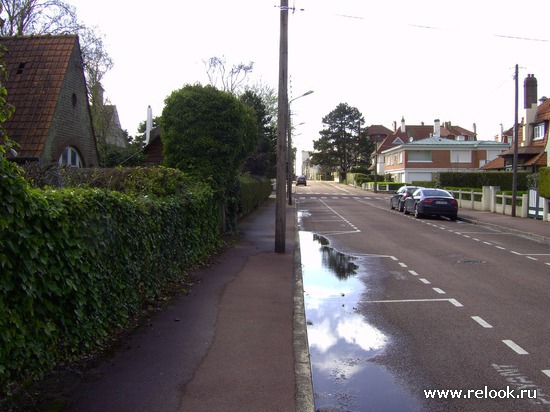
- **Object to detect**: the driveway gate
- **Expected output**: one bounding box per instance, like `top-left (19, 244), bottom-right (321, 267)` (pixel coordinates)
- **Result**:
top-left (528, 188), bottom-right (544, 219)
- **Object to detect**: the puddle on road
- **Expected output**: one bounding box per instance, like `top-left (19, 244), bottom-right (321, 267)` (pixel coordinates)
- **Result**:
top-left (300, 231), bottom-right (422, 412)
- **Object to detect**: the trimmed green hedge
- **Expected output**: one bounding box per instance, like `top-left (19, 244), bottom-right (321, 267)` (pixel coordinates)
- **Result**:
top-left (1, 158), bottom-right (222, 393)
top-left (540, 167), bottom-right (550, 198)
top-left (238, 174), bottom-right (273, 217)
top-left (436, 171), bottom-right (530, 191)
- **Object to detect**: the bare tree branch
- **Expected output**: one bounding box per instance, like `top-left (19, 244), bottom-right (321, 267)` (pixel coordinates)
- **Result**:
top-left (203, 55), bottom-right (254, 94)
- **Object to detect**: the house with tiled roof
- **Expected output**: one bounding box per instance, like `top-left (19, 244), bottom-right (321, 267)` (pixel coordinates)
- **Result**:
top-left (371, 117), bottom-right (506, 182)
top-left (0, 35), bottom-right (99, 167)
top-left (484, 74), bottom-right (549, 172)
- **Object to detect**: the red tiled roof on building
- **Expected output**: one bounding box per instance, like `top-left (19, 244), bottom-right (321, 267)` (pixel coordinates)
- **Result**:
top-left (1, 35), bottom-right (79, 158)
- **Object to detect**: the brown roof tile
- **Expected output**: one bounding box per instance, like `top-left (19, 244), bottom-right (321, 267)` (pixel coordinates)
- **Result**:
top-left (481, 156), bottom-right (506, 170)
top-left (0, 35), bottom-right (78, 158)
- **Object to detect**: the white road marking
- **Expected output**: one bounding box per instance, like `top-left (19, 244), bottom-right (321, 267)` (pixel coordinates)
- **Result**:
top-left (398, 262), bottom-right (407, 268)
top-left (483, 241), bottom-right (493, 245)
top-left (511, 251), bottom-right (521, 255)
top-left (502, 340), bottom-right (529, 355)
top-left (364, 298), bottom-right (463, 306)
top-left (449, 299), bottom-right (463, 307)
top-left (409, 270), bottom-right (419, 276)
top-left (526, 256), bottom-right (538, 261)
top-left (543, 370), bottom-right (550, 378)
top-left (419, 278), bottom-right (431, 284)
top-left (432, 288), bottom-right (446, 294)
top-left (496, 246), bottom-right (506, 250)
top-left (471, 316), bottom-right (493, 328)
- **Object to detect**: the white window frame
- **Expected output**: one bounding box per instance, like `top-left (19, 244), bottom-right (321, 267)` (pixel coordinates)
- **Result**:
top-left (59, 146), bottom-right (83, 168)
top-left (450, 150), bottom-right (472, 163)
top-left (534, 123), bottom-right (544, 141)
top-left (407, 150), bottom-right (432, 162)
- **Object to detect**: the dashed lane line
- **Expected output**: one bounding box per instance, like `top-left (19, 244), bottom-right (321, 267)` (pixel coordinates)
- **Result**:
top-left (364, 298), bottom-right (464, 307)
top-left (502, 340), bottom-right (529, 355)
top-left (472, 316), bottom-right (493, 328)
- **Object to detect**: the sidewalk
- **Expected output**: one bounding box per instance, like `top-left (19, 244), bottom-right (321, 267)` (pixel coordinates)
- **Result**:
top-left (66, 197), bottom-right (314, 412)
top-left (457, 209), bottom-right (550, 244)
top-left (60, 189), bottom-right (548, 412)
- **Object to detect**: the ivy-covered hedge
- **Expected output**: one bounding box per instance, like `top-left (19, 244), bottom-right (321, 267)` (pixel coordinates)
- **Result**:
top-left (539, 167), bottom-right (550, 199)
top-left (238, 174), bottom-right (273, 217)
top-left (0, 158), bottom-right (222, 393)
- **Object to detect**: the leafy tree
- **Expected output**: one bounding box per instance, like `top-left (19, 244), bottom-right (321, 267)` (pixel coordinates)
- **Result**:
top-left (160, 84), bottom-right (257, 232)
top-left (239, 88), bottom-right (277, 177)
top-left (311, 103), bottom-right (371, 182)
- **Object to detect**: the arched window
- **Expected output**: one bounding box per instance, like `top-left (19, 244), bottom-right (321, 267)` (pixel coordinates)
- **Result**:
top-left (59, 146), bottom-right (83, 168)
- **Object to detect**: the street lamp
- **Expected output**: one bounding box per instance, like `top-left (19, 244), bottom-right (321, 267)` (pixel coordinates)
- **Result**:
top-left (288, 90), bottom-right (313, 205)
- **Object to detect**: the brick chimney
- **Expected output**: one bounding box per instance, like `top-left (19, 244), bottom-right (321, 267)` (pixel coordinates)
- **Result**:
top-left (524, 74), bottom-right (537, 109)
top-left (523, 74), bottom-right (538, 146)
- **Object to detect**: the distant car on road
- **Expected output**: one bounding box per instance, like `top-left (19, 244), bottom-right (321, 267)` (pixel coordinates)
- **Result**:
top-left (403, 188), bottom-right (458, 220)
top-left (296, 176), bottom-right (307, 186)
top-left (390, 186), bottom-right (422, 212)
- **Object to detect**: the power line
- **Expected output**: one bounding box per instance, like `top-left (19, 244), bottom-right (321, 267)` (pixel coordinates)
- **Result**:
top-left (288, 6), bottom-right (550, 43)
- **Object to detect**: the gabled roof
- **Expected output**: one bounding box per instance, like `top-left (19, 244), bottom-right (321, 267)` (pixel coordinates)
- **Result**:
top-left (392, 125), bottom-right (434, 142)
top-left (0, 34), bottom-right (80, 157)
top-left (536, 98), bottom-right (550, 121)
top-left (366, 124), bottom-right (392, 137)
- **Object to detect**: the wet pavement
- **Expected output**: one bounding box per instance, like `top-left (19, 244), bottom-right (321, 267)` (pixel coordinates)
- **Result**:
top-left (299, 231), bottom-right (423, 411)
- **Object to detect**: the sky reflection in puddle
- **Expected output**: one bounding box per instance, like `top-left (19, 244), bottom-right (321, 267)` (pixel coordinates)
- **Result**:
top-left (300, 231), bottom-right (421, 411)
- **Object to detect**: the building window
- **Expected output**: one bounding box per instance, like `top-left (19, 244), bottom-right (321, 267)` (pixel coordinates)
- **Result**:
top-left (534, 123), bottom-right (544, 140)
top-left (407, 150), bottom-right (432, 162)
top-left (59, 146), bottom-right (83, 168)
top-left (450, 150), bottom-right (472, 163)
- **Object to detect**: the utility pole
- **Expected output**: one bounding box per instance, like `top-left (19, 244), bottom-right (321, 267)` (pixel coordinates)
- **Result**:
top-left (512, 64), bottom-right (519, 217)
top-left (275, 0), bottom-right (289, 253)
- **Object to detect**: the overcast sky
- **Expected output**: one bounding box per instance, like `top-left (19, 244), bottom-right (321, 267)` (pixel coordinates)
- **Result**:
top-left (68, 0), bottom-right (550, 156)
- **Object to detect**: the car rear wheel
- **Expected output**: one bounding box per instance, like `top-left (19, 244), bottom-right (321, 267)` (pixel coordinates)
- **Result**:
top-left (390, 201), bottom-right (395, 210)
top-left (398, 202), bottom-right (404, 212)
top-left (449, 214), bottom-right (457, 221)
top-left (414, 205), bottom-right (423, 219)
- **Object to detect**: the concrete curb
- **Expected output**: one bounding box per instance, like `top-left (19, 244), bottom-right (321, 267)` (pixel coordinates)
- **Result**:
top-left (292, 204), bottom-right (315, 412)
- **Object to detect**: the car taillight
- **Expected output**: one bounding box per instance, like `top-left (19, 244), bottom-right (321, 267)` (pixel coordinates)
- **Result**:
top-left (421, 198), bottom-right (434, 204)
top-left (450, 199), bottom-right (458, 206)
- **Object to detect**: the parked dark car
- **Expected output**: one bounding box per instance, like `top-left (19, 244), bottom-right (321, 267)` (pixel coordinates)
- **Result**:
top-left (296, 176), bottom-right (307, 186)
top-left (390, 186), bottom-right (421, 212)
top-left (403, 188), bottom-right (458, 220)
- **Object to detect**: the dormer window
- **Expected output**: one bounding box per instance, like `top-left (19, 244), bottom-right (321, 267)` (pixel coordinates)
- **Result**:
top-left (16, 62), bottom-right (26, 74)
top-left (534, 123), bottom-right (544, 141)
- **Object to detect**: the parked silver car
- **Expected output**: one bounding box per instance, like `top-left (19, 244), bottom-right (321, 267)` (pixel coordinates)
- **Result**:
top-left (390, 186), bottom-right (421, 212)
top-left (403, 188), bottom-right (458, 220)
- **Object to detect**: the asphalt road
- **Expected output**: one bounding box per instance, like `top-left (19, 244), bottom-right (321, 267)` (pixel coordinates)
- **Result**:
top-left (295, 180), bottom-right (550, 411)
